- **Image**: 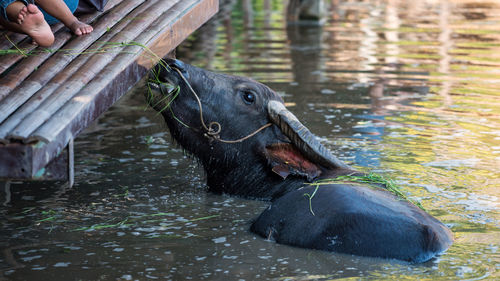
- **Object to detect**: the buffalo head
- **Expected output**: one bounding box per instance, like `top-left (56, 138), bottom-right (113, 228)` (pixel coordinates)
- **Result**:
top-left (147, 59), bottom-right (352, 198)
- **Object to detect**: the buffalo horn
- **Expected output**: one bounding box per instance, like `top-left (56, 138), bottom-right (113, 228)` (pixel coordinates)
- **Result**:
top-left (267, 100), bottom-right (350, 170)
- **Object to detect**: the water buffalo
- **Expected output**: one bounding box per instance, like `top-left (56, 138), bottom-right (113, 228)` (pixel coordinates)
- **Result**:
top-left (146, 59), bottom-right (453, 263)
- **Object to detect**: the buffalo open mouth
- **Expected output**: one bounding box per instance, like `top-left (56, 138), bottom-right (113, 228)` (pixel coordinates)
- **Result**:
top-left (148, 61), bottom-right (183, 95)
top-left (146, 79), bottom-right (180, 113)
top-left (147, 80), bottom-right (178, 96)
top-left (146, 62), bottom-right (184, 112)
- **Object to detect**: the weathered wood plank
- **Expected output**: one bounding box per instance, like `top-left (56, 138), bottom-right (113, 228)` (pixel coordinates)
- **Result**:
top-left (0, 0), bottom-right (123, 101)
top-left (0, 143), bottom-right (32, 178)
top-left (0, 32), bottom-right (71, 100)
top-left (0, 140), bottom-right (70, 180)
top-left (0, 23), bottom-right (63, 75)
top-left (0, 0), bottom-right (149, 142)
top-left (33, 145), bottom-right (69, 181)
top-left (0, 32), bottom-right (26, 51)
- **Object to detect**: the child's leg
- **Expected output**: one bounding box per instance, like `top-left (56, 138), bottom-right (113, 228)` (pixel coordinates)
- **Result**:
top-left (35, 0), bottom-right (92, 35)
top-left (38, 0), bottom-right (76, 24)
top-left (0, 1), bottom-right (54, 46)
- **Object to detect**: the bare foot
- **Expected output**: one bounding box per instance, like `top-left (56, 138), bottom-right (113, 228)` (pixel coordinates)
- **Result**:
top-left (69, 19), bottom-right (93, 36)
top-left (17, 4), bottom-right (54, 47)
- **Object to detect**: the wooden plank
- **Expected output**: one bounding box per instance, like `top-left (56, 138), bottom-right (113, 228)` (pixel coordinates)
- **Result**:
top-left (0, 32), bottom-right (71, 100)
top-left (0, 142), bottom-right (70, 181)
top-left (0, 0), bottom-right (122, 76)
top-left (0, 0), bottom-right (121, 51)
top-left (0, 0), bottom-right (149, 142)
top-left (33, 145), bottom-right (69, 181)
top-left (138, 0), bottom-right (219, 69)
top-left (4, 0), bottom-right (178, 143)
top-left (0, 143), bottom-right (32, 178)
top-left (0, 1), bottom-right (142, 119)
top-left (0, 23), bottom-right (63, 75)
top-left (0, 32), bottom-right (26, 51)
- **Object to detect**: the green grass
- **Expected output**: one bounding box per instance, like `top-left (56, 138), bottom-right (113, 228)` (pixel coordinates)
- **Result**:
top-left (2, 36), bottom-right (189, 128)
top-left (0, 39), bottom-right (169, 57)
top-left (72, 213), bottom-right (219, 232)
top-left (303, 173), bottom-right (425, 216)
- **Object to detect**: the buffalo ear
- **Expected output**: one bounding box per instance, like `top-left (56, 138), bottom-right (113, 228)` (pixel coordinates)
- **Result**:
top-left (262, 143), bottom-right (322, 181)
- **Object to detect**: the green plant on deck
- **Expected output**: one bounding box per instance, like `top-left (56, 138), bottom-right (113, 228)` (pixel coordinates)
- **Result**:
top-left (2, 36), bottom-right (188, 126)
top-left (4, 34), bottom-right (28, 57)
top-left (1, 38), bottom-right (163, 57)
top-left (303, 173), bottom-right (426, 216)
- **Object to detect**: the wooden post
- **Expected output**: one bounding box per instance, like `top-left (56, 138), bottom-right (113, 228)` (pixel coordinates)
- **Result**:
top-left (68, 138), bottom-right (74, 188)
top-left (3, 181), bottom-right (11, 206)
top-left (287, 0), bottom-right (325, 22)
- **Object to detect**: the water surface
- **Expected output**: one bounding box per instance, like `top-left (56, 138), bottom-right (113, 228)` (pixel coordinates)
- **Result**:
top-left (1, 0), bottom-right (499, 280)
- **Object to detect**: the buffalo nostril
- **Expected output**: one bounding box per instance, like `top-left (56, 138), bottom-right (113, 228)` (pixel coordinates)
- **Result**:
top-left (164, 58), bottom-right (186, 72)
top-left (166, 59), bottom-right (189, 79)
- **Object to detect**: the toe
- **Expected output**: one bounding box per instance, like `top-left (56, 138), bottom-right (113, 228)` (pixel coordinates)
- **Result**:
top-left (18, 8), bottom-right (26, 21)
top-left (27, 4), bottom-right (39, 14)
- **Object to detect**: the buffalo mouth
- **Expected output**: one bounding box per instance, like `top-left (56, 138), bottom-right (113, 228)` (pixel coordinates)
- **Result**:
top-left (146, 80), bottom-right (179, 114)
top-left (146, 60), bottom-right (184, 112)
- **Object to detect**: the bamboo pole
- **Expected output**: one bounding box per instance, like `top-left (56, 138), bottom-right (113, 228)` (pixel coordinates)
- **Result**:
top-left (0, 23), bottom-right (63, 75)
top-left (0, 32), bottom-right (26, 50)
top-left (32, 0), bottom-right (216, 143)
top-left (0, 31), bottom-right (71, 100)
top-left (0, 0), bottom-right (123, 101)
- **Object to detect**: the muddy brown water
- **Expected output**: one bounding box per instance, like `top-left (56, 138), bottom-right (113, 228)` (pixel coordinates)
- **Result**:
top-left (1, 0), bottom-right (499, 280)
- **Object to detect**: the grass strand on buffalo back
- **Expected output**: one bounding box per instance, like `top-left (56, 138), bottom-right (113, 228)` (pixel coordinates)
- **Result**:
top-left (303, 173), bottom-right (426, 215)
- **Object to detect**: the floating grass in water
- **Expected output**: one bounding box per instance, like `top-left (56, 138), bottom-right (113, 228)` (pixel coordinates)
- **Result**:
top-left (72, 213), bottom-right (219, 232)
top-left (72, 218), bottom-right (131, 231)
top-left (304, 173), bottom-right (426, 216)
top-left (145, 135), bottom-right (154, 145)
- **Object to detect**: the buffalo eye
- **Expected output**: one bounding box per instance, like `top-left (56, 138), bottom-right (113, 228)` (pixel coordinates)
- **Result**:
top-left (241, 90), bottom-right (256, 104)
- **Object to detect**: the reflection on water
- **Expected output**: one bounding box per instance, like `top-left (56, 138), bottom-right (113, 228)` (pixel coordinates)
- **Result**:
top-left (1, 0), bottom-right (499, 280)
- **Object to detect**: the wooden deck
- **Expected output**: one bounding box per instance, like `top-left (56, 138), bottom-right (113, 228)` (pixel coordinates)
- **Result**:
top-left (0, 0), bottom-right (218, 185)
